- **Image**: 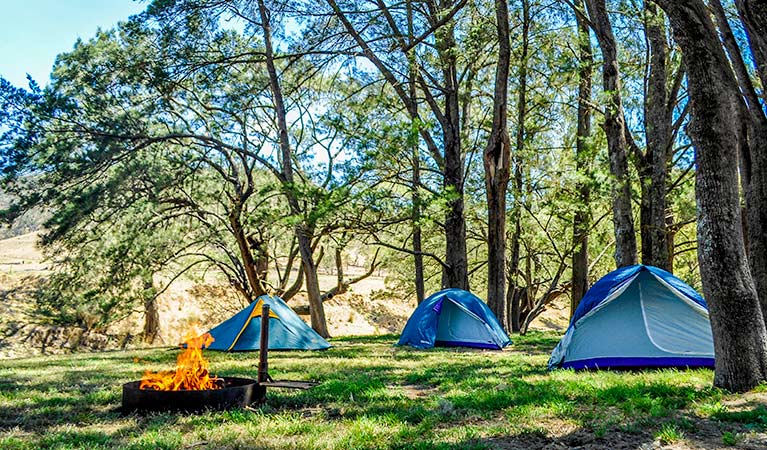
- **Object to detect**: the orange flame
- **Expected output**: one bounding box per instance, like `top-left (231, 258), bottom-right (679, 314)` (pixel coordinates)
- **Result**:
top-left (139, 330), bottom-right (222, 391)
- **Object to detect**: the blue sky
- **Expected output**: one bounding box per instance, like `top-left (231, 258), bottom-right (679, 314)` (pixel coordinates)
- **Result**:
top-left (0, 0), bottom-right (146, 88)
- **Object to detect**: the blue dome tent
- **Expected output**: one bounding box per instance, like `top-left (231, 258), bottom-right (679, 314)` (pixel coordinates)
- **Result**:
top-left (398, 288), bottom-right (511, 349)
top-left (204, 295), bottom-right (331, 351)
top-left (548, 265), bottom-right (714, 370)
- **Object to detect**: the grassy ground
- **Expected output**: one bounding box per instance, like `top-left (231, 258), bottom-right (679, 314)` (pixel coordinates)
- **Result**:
top-left (1, 332), bottom-right (766, 450)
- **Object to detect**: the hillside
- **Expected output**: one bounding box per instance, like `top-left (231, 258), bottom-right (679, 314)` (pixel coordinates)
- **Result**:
top-left (0, 232), bottom-right (569, 359)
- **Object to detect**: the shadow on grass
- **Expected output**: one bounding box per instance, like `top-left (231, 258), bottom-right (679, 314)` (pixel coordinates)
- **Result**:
top-left (1, 332), bottom-right (747, 449)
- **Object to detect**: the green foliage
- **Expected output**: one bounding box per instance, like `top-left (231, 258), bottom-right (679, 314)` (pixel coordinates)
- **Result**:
top-left (722, 431), bottom-right (742, 446)
top-left (654, 423), bottom-right (685, 445)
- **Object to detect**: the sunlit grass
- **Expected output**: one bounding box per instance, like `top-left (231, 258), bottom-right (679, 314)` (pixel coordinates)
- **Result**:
top-left (0, 332), bottom-right (764, 449)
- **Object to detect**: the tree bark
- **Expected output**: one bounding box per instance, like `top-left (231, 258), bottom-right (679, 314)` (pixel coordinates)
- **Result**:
top-left (642, 0), bottom-right (672, 271)
top-left (230, 203), bottom-right (266, 300)
top-left (142, 273), bottom-right (159, 344)
top-left (653, 0), bottom-right (767, 392)
top-left (571, 0), bottom-right (592, 316)
top-left (727, 0), bottom-right (767, 326)
top-left (257, 0), bottom-right (328, 337)
top-left (585, 0), bottom-right (638, 268)
top-left (483, 0), bottom-right (512, 327)
top-left (407, 0), bottom-right (425, 304)
top-left (735, 0), bottom-right (767, 103)
top-left (436, 10), bottom-right (469, 291)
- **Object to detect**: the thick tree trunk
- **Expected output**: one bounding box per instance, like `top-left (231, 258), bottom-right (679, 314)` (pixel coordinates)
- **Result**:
top-left (437, 17), bottom-right (469, 291)
top-left (571, 0), bottom-right (592, 316)
top-left (586, 0), bottom-right (638, 268)
top-left (258, 0), bottom-right (328, 337)
top-left (654, 0), bottom-right (767, 392)
top-left (642, 1), bottom-right (672, 271)
top-left (729, 0), bottom-right (767, 325)
top-left (484, 0), bottom-right (512, 327)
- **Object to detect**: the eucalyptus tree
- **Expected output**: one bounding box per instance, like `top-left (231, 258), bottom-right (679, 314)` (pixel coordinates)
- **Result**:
top-left (1, 8), bottom-right (365, 337)
top-left (322, 0), bottom-right (475, 293)
top-left (483, 0), bottom-right (512, 327)
top-left (570, 0), bottom-right (594, 313)
top-left (583, 0), bottom-right (637, 268)
top-left (650, 0), bottom-right (767, 392)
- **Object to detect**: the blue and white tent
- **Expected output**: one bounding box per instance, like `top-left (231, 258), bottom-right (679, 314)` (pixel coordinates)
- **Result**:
top-left (548, 265), bottom-right (714, 370)
top-left (204, 295), bottom-right (331, 351)
top-left (398, 288), bottom-right (511, 349)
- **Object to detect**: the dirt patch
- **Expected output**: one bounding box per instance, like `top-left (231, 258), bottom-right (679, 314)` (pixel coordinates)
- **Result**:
top-left (398, 384), bottom-right (439, 399)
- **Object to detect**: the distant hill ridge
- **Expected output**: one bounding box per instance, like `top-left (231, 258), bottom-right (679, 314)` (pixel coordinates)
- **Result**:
top-left (0, 190), bottom-right (45, 240)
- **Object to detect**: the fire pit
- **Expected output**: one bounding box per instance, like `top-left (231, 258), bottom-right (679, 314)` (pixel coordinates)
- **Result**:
top-left (121, 304), bottom-right (311, 413)
top-left (122, 376), bottom-right (265, 412)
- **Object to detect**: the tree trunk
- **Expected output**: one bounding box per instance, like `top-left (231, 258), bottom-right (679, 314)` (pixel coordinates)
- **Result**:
top-left (729, 0), bottom-right (767, 325)
top-left (407, 0), bottom-right (425, 304)
top-left (230, 205), bottom-right (266, 299)
top-left (571, 0), bottom-right (592, 316)
top-left (257, 0), bottom-right (328, 337)
top-left (642, 1), bottom-right (672, 271)
top-left (412, 158), bottom-right (425, 304)
top-left (441, 145), bottom-right (468, 290)
top-left (484, 0), bottom-right (512, 327)
top-left (142, 273), bottom-right (159, 344)
top-left (436, 13), bottom-right (469, 291)
top-left (334, 246), bottom-right (344, 293)
top-left (586, 0), bottom-right (638, 268)
top-left (653, 0), bottom-right (767, 392)
top-left (508, 159), bottom-right (523, 332)
top-left (735, 0), bottom-right (767, 102)
top-left (296, 224), bottom-right (329, 337)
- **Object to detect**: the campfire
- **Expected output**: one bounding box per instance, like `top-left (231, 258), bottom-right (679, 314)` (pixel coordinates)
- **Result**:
top-left (122, 325), bottom-right (263, 413)
top-left (121, 304), bottom-right (314, 413)
top-left (139, 330), bottom-right (222, 391)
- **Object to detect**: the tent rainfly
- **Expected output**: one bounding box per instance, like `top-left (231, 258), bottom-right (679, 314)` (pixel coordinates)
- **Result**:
top-left (548, 264), bottom-right (714, 370)
top-left (204, 295), bottom-right (330, 351)
top-left (398, 288), bottom-right (511, 349)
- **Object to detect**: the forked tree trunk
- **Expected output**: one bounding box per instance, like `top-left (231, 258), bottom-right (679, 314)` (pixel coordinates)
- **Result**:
top-left (571, 0), bottom-right (592, 315)
top-left (586, 0), bottom-right (638, 268)
top-left (653, 0), bottom-right (767, 392)
top-left (484, 0), bottom-right (512, 327)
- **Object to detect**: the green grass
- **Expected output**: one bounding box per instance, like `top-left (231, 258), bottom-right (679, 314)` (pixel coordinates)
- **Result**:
top-left (0, 331), bottom-right (762, 449)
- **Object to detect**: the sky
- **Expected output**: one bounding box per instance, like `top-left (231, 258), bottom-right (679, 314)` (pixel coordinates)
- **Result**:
top-left (0, 0), bottom-right (147, 88)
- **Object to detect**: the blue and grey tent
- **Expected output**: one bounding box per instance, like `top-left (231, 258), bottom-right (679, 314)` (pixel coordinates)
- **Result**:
top-left (204, 295), bottom-right (331, 351)
top-left (548, 265), bottom-right (714, 370)
top-left (397, 288), bottom-right (511, 349)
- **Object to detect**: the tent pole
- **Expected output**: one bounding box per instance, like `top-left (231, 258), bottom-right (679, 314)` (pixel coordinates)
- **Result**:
top-left (258, 304), bottom-right (271, 383)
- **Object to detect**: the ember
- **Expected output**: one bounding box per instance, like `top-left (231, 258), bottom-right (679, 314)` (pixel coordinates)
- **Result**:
top-left (140, 329), bottom-right (222, 391)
